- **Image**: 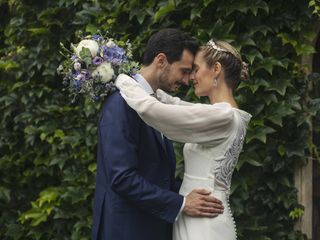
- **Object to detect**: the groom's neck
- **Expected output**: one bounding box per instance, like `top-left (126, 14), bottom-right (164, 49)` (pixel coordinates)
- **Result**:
top-left (139, 66), bottom-right (159, 92)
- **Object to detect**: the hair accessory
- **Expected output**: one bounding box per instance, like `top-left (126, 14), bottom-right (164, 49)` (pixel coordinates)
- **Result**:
top-left (207, 40), bottom-right (227, 52)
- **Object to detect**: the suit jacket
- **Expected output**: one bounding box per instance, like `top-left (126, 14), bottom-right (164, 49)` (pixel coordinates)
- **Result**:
top-left (92, 91), bottom-right (183, 240)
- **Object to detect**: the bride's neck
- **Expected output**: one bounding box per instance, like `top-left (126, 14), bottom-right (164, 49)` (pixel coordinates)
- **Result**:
top-left (209, 84), bottom-right (238, 108)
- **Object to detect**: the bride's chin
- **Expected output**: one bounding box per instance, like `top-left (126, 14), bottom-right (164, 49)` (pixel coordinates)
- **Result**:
top-left (194, 87), bottom-right (207, 97)
top-left (194, 90), bottom-right (203, 98)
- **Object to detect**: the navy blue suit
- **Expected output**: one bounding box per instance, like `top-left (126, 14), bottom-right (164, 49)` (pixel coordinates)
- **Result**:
top-left (92, 91), bottom-right (183, 240)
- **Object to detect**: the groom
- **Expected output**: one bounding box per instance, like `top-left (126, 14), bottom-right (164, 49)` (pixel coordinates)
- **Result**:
top-left (92, 28), bottom-right (224, 240)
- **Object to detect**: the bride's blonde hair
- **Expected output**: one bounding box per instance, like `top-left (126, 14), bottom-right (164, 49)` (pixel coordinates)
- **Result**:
top-left (201, 40), bottom-right (249, 90)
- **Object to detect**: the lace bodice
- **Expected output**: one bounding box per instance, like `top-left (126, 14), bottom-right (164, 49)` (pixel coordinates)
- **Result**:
top-left (182, 110), bottom-right (250, 192)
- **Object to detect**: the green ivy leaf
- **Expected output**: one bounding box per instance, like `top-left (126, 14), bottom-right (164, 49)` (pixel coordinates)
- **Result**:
top-left (278, 175), bottom-right (290, 187)
top-left (27, 28), bottom-right (50, 36)
top-left (5, 224), bottom-right (24, 239)
top-left (289, 208), bottom-right (304, 220)
top-left (245, 158), bottom-right (263, 167)
top-left (268, 78), bottom-right (292, 96)
top-left (245, 49), bottom-right (263, 65)
top-left (253, 57), bottom-right (287, 75)
top-left (266, 102), bottom-right (295, 126)
top-left (277, 145), bottom-right (286, 156)
top-left (54, 129), bottom-right (65, 139)
top-left (296, 43), bottom-right (316, 55)
top-left (0, 60), bottom-right (20, 71)
top-left (88, 163), bottom-right (97, 172)
top-left (246, 126), bottom-right (276, 143)
top-left (204, 0), bottom-right (213, 7)
top-left (153, 0), bottom-right (175, 22)
top-left (0, 187), bottom-right (11, 202)
top-left (277, 33), bottom-right (298, 47)
top-left (191, 7), bottom-right (202, 20)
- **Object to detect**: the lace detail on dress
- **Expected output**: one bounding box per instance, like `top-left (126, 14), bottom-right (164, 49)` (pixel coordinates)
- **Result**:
top-left (212, 117), bottom-right (247, 190)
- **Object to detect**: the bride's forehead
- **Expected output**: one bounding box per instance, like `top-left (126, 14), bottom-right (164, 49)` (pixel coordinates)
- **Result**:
top-left (195, 51), bottom-right (206, 64)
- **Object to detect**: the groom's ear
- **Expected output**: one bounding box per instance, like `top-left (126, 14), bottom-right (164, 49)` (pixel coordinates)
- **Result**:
top-left (155, 53), bottom-right (168, 69)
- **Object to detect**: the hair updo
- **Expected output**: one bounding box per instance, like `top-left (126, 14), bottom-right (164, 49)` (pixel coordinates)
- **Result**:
top-left (201, 40), bottom-right (249, 90)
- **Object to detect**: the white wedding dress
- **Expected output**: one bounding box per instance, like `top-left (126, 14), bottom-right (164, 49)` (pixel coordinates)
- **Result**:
top-left (116, 74), bottom-right (252, 240)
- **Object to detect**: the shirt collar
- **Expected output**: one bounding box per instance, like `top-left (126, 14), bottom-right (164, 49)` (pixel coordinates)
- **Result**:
top-left (134, 73), bottom-right (154, 95)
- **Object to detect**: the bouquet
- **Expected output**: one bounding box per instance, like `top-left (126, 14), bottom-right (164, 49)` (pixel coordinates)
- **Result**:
top-left (57, 33), bottom-right (139, 102)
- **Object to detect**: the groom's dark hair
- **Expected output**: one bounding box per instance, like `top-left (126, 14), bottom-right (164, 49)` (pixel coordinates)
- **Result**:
top-left (143, 28), bottom-right (198, 66)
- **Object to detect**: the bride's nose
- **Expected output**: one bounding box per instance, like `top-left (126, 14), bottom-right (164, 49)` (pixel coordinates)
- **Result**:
top-left (189, 70), bottom-right (195, 82)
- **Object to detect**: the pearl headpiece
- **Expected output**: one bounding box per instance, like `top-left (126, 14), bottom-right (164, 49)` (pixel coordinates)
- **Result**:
top-left (207, 40), bottom-right (227, 52)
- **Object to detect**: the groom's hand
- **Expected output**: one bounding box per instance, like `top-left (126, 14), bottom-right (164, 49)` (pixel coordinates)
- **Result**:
top-left (183, 189), bottom-right (224, 217)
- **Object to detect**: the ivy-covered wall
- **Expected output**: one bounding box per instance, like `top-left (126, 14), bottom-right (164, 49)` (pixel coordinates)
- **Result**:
top-left (0, 0), bottom-right (319, 239)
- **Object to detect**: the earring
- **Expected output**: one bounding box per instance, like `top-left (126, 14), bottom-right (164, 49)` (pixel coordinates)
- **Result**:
top-left (213, 78), bottom-right (218, 86)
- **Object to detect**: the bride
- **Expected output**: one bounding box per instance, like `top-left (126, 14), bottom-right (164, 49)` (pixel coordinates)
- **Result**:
top-left (115, 40), bottom-right (251, 240)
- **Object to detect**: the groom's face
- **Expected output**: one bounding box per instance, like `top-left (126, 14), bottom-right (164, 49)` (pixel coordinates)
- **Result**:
top-left (158, 50), bottom-right (194, 92)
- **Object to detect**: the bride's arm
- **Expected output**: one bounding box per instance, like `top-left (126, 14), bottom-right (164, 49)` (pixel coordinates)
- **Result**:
top-left (116, 74), bottom-right (234, 145)
top-left (156, 89), bottom-right (193, 106)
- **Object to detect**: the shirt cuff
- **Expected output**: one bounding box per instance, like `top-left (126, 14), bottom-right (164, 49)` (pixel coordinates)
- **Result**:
top-left (175, 197), bottom-right (186, 221)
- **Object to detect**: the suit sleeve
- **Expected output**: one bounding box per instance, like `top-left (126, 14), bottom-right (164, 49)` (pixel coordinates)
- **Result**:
top-left (173, 178), bottom-right (182, 193)
top-left (99, 93), bottom-right (183, 223)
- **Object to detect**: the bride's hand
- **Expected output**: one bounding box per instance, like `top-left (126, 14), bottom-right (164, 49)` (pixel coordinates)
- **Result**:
top-left (183, 189), bottom-right (224, 217)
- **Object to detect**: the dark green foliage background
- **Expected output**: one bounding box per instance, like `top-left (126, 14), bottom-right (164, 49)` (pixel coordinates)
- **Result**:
top-left (0, 0), bottom-right (319, 239)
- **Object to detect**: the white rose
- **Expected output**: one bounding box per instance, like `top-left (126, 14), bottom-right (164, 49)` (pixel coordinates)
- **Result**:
top-left (75, 40), bottom-right (99, 58)
top-left (106, 39), bottom-right (116, 48)
top-left (92, 62), bottom-right (114, 83)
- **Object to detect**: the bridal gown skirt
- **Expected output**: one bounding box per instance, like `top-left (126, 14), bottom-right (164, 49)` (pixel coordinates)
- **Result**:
top-left (173, 173), bottom-right (237, 240)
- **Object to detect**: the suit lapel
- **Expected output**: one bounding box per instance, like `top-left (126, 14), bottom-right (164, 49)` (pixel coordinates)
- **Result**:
top-left (152, 128), bottom-right (166, 152)
top-left (163, 136), bottom-right (175, 169)
top-left (152, 128), bottom-right (175, 172)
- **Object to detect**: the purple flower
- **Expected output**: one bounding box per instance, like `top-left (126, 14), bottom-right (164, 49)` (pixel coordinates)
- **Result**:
top-left (111, 59), bottom-right (122, 65)
top-left (92, 95), bottom-right (100, 101)
top-left (103, 45), bottom-right (127, 65)
top-left (72, 80), bottom-right (82, 89)
top-left (92, 35), bottom-right (102, 41)
top-left (92, 56), bottom-right (104, 66)
top-left (73, 72), bottom-right (79, 78)
top-left (71, 54), bottom-right (78, 61)
top-left (75, 73), bottom-right (85, 81)
top-left (129, 68), bottom-right (139, 77)
top-left (117, 46), bottom-right (125, 55)
top-left (81, 70), bottom-right (91, 79)
top-left (103, 47), bottom-right (113, 59)
top-left (62, 77), bottom-right (69, 86)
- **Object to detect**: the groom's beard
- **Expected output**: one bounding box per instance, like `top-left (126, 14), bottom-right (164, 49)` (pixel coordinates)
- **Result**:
top-left (158, 65), bottom-right (183, 92)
